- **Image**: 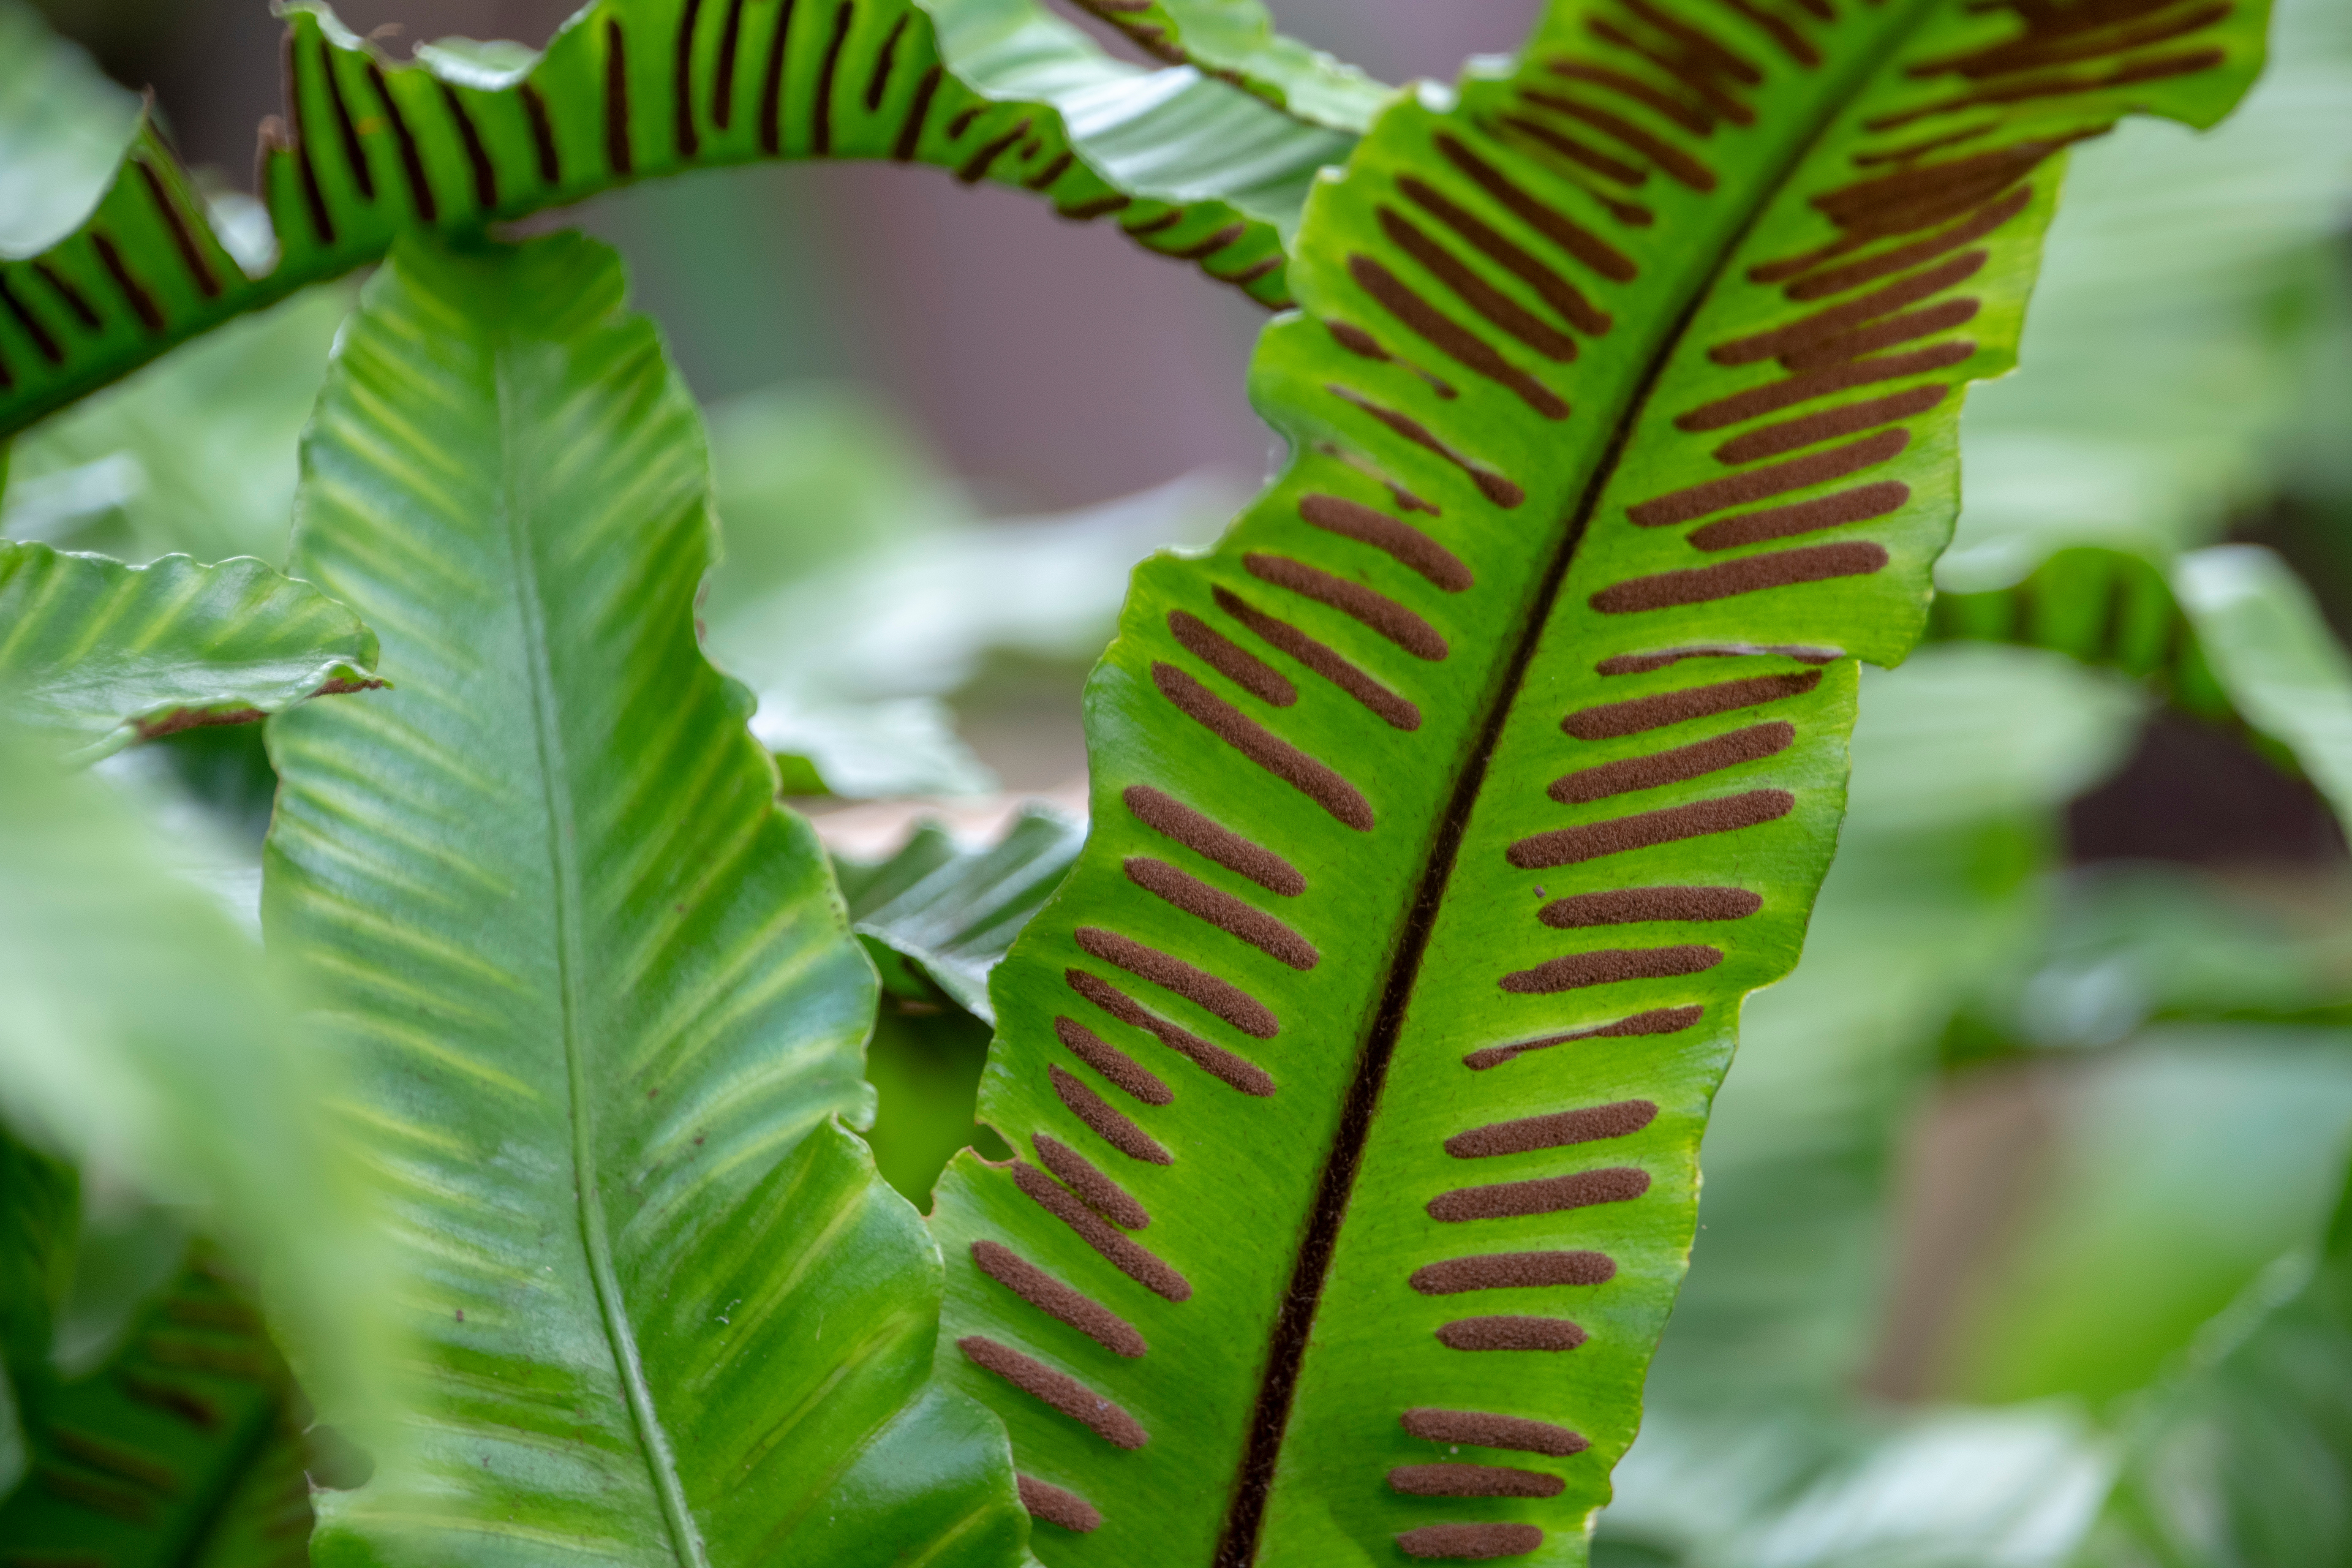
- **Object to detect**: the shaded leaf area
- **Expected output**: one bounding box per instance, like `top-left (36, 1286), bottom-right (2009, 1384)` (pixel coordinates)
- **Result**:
top-left (265, 231), bottom-right (1023, 1568)
top-left (0, 0), bottom-right (141, 260)
top-left (0, 540), bottom-right (380, 764)
top-left (0, 0), bottom-right (1353, 438)
top-left (1059, 0), bottom-right (1392, 132)
top-left (927, 0), bottom-right (2269, 1560)
top-left (842, 807), bottom-right (1089, 1019)
top-left (0, 1239), bottom-right (314, 1568)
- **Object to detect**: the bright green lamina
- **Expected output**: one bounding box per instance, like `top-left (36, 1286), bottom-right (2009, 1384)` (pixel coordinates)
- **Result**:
top-left (0, 542), bottom-right (378, 762)
top-left (264, 233), bottom-right (1023, 1567)
top-left (929, 0), bottom-right (2270, 1562)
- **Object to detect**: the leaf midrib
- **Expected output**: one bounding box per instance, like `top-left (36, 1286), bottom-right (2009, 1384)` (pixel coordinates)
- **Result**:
top-left (493, 341), bottom-right (709, 1568)
top-left (1210, 5), bottom-right (1951, 1560)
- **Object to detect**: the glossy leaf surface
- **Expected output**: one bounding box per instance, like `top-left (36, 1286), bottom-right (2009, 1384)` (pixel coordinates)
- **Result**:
top-left (1059, 0), bottom-right (1392, 132)
top-left (0, 0), bottom-right (1350, 437)
top-left (264, 231), bottom-right (1023, 1568)
top-left (0, 540), bottom-right (379, 763)
top-left (928, 0), bottom-right (2270, 1560)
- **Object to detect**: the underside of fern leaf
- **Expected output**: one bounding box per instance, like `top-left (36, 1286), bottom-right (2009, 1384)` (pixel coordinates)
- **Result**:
top-left (927, 0), bottom-right (2270, 1561)
top-left (0, 0), bottom-right (1351, 438)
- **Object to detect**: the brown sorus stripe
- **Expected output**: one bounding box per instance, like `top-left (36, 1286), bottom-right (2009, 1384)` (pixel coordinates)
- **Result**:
top-left (1431, 1167), bottom-right (1650, 1222)
top-left (1059, 193), bottom-right (1132, 220)
top-left (1049, 1064), bottom-right (1171, 1164)
top-left (1074, 927), bottom-right (1277, 1038)
top-left (1012, 1160), bottom-right (1191, 1301)
top-left (1591, 543), bottom-right (1888, 612)
top-left (1348, 255), bottom-right (1568, 418)
top-left (1541, 885), bottom-right (1761, 926)
top-left (1170, 222), bottom-right (1246, 261)
top-left (1551, 721), bottom-right (1794, 802)
top-left (1397, 175), bottom-right (1611, 336)
top-left (1434, 132), bottom-right (1637, 282)
top-left (133, 161), bottom-right (219, 298)
top-left (1464, 1004), bottom-right (1701, 1070)
top-left (812, 1), bottom-right (854, 155)
top-left (1499, 944), bottom-right (1721, 993)
top-left (1675, 341), bottom-right (1973, 431)
top-left (1628, 430), bottom-right (1909, 526)
top-left (604, 19), bottom-right (633, 174)
top-left (1447, 1100), bottom-right (1657, 1158)
top-left (279, 33), bottom-right (337, 244)
top-left (1326, 384), bottom-right (1527, 509)
top-left (1521, 90), bottom-right (1716, 190)
top-left (1623, 0), bottom-right (1763, 82)
top-left (1586, 16), bottom-right (1753, 125)
top-left (1408, 1251), bottom-right (1616, 1294)
top-left (1151, 662), bottom-right (1374, 829)
top-left (1399, 1523), bottom-right (1546, 1560)
top-left (1497, 112), bottom-right (1647, 186)
top-left (1033, 1133), bottom-right (1151, 1228)
top-left (34, 1462), bottom-right (157, 1524)
top-left (1171, 609), bottom-right (1295, 706)
top-left (674, 0), bottom-right (705, 157)
top-left (1781, 186), bottom-right (2032, 299)
top-left (437, 82), bottom-right (500, 209)
top-left (33, 261), bottom-right (99, 330)
top-left (520, 84), bottom-right (561, 184)
top-left (1596, 643), bottom-right (1840, 674)
top-left (972, 1242), bottom-right (1146, 1357)
top-left (714, 0), bottom-right (749, 127)
top-left (50, 1427), bottom-right (180, 1491)
top-left (365, 63), bottom-right (438, 222)
top-left (1712, 254), bottom-right (1985, 364)
top-left (866, 13), bottom-right (909, 111)
top-left (1564, 671), bottom-right (1818, 738)
top-left (1067, 969), bottom-right (1276, 1097)
top-left (116, 1370), bottom-right (220, 1429)
top-left (1245, 552), bottom-right (1449, 659)
top-left (1438, 1315), bottom-right (1588, 1350)
top-left (1018, 1475), bottom-right (1104, 1533)
top-left (893, 65), bottom-right (942, 161)
top-left (1124, 858), bottom-right (1318, 970)
top-left (1215, 587), bottom-right (1421, 731)
top-left (1867, 49), bottom-right (2225, 132)
top-left (90, 235), bottom-right (162, 332)
top-left (1854, 125), bottom-right (1993, 166)
top-left (759, 0), bottom-right (798, 155)
top-left (1124, 209), bottom-right (1182, 237)
top-left (1055, 1017), bottom-right (1172, 1105)
top-left (318, 37), bottom-right (373, 200)
top-left (1219, 254), bottom-right (1285, 292)
top-left (1509, 789), bottom-right (1792, 868)
top-left (1908, 1), bottom-right (2231, 78)
top-left (1124, 786), bottom-right (1304, 896)
top-left (1717, 0), bottom-right (1818, 67)
top-left (1299, 494), bottom-right (1473, 591)
top-left (1391, 1463), bottom-right (1564, 1498)
top-left (947, 106), bottom-right (985, 139)
top-left (0, 275), bottom-right (61, 363)
top-left (1715, 387), bottom-right (1946, 464)
top-left (1690, 480), bottom-right (1909, 550)
top-left (1403, 1407), bottom-right (1590, 1455)
top-left (1025, 150), bottom-right (1075, 191)
top-left (958, 1336), bottom-right (1148, 1448)
top-left (1375, 208), bottom-right (1579, 360)
top-left (1781, 299), bottom-right (1981, 372)
top-left (1546, 58), bottom-right (1712, 134)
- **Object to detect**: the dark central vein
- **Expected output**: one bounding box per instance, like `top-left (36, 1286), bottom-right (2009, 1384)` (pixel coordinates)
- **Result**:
top-left (1209, 6), bottom-right (1948, 1558)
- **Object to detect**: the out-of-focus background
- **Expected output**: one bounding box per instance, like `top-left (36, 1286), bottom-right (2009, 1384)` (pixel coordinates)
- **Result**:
top-left (11, 0), bottom-right (2352, 1560)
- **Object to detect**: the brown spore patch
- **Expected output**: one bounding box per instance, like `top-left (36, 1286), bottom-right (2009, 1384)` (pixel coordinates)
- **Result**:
top-left (1048, 1066), bottom-right (1172, 1165)
top-left (1324, 384), bottom-right (1526, 509)
top-left (1550, 723), bottom-right (1794, 803)
top-left (1429, 1167), bottom-right (1650, 1222)
top-left (1122, 785), bottom-right (1306, 896)
top-left (1589, 545), bottom-right (1887, 613)
top-left (1595, 644), bottom-right (1841, 675)
top-left (1539, 886), bottom-right (1761, 926)
top-left (1397, 174), bottom-right (1612, 335)
top-left (1032, 1133), bottom-right (1152, 1228)
top-left (1018, 1474), bottom-right (1104, 1533)
top-left (1498, 945), bottom-right (1720, 992)
top-left (1054, 1018), bottom-right (1173, 1106)
top-left (1437, 1316), bottom-right (1588, 1350)
top-left (1446, 1101), bottom-right (1657, 1158)
top-left (1563, 672), bottom-right (1818, 739)
top-left (1347, 254), bottom-right (1571, 417)
top-left (972, 1242), bottom-right (1147, 1358)
top-left (1402, 1407), bottom-right (1590, 1455)
top-left (1714, 387), bottom-right (1947, 464)
top-left (1299, 494), bottom-right (1474, 591)
top-left (1124, 858), bottom-right (1319, 970)
top-left (1627, 429), bottom-right (1911, 526)
top-left (1244, 553), bottom-right (1450, 659)
top-left (1074, 927), bottom-right (1279, 1038)
top-left (1687, 482), bottom-right (1910, 550)
top-left (1676, 341), bottom-right (1975, 432)
top-left (1170, 610), bottom-right (1296, 706)
top-left (1150, 662), bottom-right (1375, 829)
top-left (1397, 1522), bottom-right (1545, 1560)
top-left (1216, 587), bottom-right (1422, 731)
top-left (1463, 1004), bottom-right (1701, 1070)
top-left (1716, 255), bottom-right (1985, 365)
top-left (1012, 1159), bottom-right (1192, 1301)
top-left (1389, 1463), bottom-right (1565, 1498)
top-left (1067, 969), bottom-right (1277, 1096)
top-left (1408, 1252), bottom-right (1616, 1294)
top-left (958, 1336), bottom-right (1148, 1448)
top-left (1374, 207), bottom-right (1581, 361)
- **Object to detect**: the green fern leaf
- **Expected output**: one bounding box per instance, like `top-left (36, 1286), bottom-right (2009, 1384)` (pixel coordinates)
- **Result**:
top-left (263, 230), bottom-right (1025, 1567)
top-left (0, 0), bottom-right (1353, 439)
top-left (0, 541), bottom-right (380, 764)
top-left (926, 0), bottom-right (2272, 1561)
top-left (1059, 0), bottom-right (1394, 133)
